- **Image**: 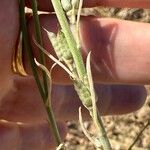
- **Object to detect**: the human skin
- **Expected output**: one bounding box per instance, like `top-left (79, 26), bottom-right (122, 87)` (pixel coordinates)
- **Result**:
top-left (0, 0), bottom-right (149, 149)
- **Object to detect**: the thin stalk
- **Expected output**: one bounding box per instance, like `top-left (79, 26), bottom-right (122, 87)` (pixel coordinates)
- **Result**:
top-left (97, 112), bottom-right (112, 149)
top-left (31, 0), bottom-right (48, 99)
top-left (34, 59), bottom-right (62, 146)
top-left (46, 106), bottom-right (62, 146)
top-left (50, 0), bottom-right (111, 149)
top-left (128, 121), bottom-right (150, 150)
top-left (19, 0), bottom-right (62, 146)
top-left (19, 0), bottom-right (45, 100)
top-left (50, 0), bottom-right (86, 80)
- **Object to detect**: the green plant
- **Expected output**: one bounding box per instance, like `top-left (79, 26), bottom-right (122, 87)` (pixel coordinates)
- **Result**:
top-left (18, 1), bottom-right (150, 149)
top-left (34, 0), bottom-right (112, 149)
top-left (19, 0), bottom-right (62, 147)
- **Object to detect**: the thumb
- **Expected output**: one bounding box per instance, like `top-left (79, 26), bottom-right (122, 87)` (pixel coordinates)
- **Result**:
top-left (0, 0), bottom-right (19, 100)
top-left (0, 0), bottom-right (19, 73)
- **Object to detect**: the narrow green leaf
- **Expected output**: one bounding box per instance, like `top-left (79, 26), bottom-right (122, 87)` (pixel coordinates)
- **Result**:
top-left (86, 52), bottom-right (98, 125)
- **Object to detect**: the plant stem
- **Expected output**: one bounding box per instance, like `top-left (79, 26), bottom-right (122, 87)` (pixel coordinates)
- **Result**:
top-left (19, 0), bottom-right (62, 146)
top-left (97, 112), bottom-right (112, 149)
top-left (46, 106), bottom-right (62, 146)
top-left (19, 0), bottom-right (45, 100)
top-left (31, 0), bottom-right (48, 99)
top-left (50, 0), bottom-right (112, 149)
top-left (128, 121), bottom-right (150, 150)
top-left (51, 0), bottom-right (86, 80)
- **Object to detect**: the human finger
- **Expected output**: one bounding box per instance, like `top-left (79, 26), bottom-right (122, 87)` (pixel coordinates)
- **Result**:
top-left (0, 120), bottom-right (66, 150)
top-left (0, 0), bottom-right (19, 72)
top-left (25, 0), bottom-right (150, 12)
top-left (51, 84), bottom-right (146, 120)
top-left (0, 0), bottom-right (19, 100)
top-left (27, 15), bottom-right (150, 84)
top-left (0, 75), bottom-right (146, 122)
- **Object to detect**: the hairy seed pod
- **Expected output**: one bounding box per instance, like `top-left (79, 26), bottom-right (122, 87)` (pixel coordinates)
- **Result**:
top-left (74, 80), bottom-right (92, 108)
top-left (82, 97), bottom-right (92, 108)
top-left (83, 75), bottom-right (89, 86)
top-left (63, 51), bottom-right (72, 60)
top-left (46, 31), bottom-right (62, 57)
top-left (79, 92), bottom-right (92, 108)
top-left (80, 86), bottom-right (88, 93)
top-left (83, 91), bottom-right (91, 99)
top-left (57, 31), bottom-right (74, 64)
top-left (61, 0), bottom-right (72, 11)
top-left (46, 32), bottom-right (57, 47)
top-left (47, 31), bottom-right (77, 77)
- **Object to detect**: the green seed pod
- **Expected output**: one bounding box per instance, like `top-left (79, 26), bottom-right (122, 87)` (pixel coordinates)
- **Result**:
top-left (61, 0), bottom-right (72, 11)
top-left (46, 30), bottom-right (76, 75)
top-left (55, 32), bottom-right (69, 60)
top-left (82, 91), bottom-right (91, 99)
top-left (63, 51), bottom-right (72, 60)
top-left (80, 89), bottom-right (89, 97)
top-left (74, 80), bottom-right (92, 108)
top-left (46, 31), bottom-right (65, 60)
top-left (46, 32), bottom-right (57, 47)
top-left (71, 0), bottom-right (79, 9)
top-left (81, 86), bottom-right (88, 93)
top-left (82, 97), bottom-right (92, 108)
top-left (74, 81), bottom-right (82, 89)
top-left (56, 31), bottom-right (75, 68)
top-left (83, 75), bottom-right (89, 86)
top-left (79, 95), bottom-right (92, 107)
top-left (65, 59), bottom-right (74, 65)
top-left (46, 31), bottom-right (62, 57)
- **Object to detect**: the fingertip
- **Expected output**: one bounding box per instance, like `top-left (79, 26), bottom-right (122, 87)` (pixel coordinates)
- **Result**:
top-left (80, 17), bottom-right (150, 84)
top-left (103, 85), bottom-right (147, 115)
